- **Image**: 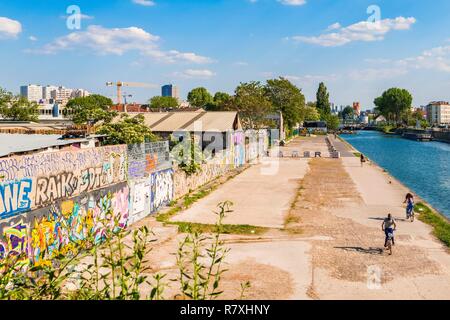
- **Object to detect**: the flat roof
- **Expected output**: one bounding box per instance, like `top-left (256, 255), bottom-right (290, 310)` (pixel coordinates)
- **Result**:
top-left (0, 134), bottom-right (91, 158)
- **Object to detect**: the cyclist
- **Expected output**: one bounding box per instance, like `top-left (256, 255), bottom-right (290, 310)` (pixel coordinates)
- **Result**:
top-left (404, 193), bottom-right (415, 220)
top-left (382, 214), bottom-right (397, 248)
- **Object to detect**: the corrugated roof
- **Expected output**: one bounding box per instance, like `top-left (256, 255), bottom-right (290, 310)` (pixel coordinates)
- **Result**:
top-left (0, 134), bottom-right (89, 158)
top-left (120, 111), bottom-right (241, 132)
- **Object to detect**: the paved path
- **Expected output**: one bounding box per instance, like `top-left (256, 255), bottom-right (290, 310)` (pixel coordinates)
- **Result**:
top-left (153, 135), bottom-right (450, 300)
top-left (170, 155), bottom-right (309, 228)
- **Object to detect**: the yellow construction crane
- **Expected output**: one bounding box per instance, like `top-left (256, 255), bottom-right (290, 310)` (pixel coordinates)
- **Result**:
top-left (106, 81), bottom-right (158, 105)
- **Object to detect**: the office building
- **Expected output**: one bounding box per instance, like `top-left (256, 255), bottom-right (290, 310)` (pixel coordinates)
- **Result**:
top-left (20, 84), bottom-right (43, 103)
top-left (162, 84), bottom-right (179, 100)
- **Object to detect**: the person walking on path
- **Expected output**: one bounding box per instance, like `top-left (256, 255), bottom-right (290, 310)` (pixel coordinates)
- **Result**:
top-left (404, 193), bottom-right (415, 220)
top-left (382, 214), bottom-right (397, 248)
top-left (360, 154), bottom-right (366, 167)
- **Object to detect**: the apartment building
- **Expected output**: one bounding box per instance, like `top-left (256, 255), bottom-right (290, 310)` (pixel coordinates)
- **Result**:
top-left (426, 101), bottom-right (450, 125)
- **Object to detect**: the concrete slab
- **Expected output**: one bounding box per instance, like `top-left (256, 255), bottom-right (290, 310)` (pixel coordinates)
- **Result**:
top-left (170, 157), bottom-right (310, 228)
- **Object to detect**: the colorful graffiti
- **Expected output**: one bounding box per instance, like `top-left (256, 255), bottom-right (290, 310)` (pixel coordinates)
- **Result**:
top-left (0, 146), bottom-right (126, 219)
top-left (0, 184), bottom-right (129, 265)
top-left (151, 169), bottom-right (174, 213)
top-left (0, 179), bottom-right (33, 220)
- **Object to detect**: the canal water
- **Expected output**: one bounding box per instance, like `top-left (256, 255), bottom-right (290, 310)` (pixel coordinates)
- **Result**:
top-left (341, 130), bottom-right (450, 218)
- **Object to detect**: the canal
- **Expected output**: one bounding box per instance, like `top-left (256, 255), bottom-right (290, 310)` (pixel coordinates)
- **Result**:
top-left (341, 130), bottom-right (450, 218)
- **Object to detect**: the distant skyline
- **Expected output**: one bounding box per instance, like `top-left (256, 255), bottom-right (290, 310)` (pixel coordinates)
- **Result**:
top-left (1, 0), bottom-right (449, 109)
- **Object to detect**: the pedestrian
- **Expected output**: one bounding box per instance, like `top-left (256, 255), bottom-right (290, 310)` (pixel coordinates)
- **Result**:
top-left (360, 154), bottom-right (366, 167)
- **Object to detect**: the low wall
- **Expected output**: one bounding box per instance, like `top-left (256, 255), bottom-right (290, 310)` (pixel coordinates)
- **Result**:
top-left (173, 162), bottom-right (234, 200)
top-left (432, 130), bottom-right (450, 143)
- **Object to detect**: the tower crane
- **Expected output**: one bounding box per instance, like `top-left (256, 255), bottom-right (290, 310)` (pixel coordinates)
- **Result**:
top-left (106, 81), bottom-right (158, 106)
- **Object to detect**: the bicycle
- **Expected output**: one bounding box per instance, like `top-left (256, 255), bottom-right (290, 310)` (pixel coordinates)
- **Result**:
top-left (385, 231), bottom-right (394, 256)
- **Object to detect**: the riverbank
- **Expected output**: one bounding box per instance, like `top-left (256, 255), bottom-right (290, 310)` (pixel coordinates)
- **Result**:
top-left (340, 131), bottom-right (450, 222)
top-left (138, 135), bottom-right (450, 300)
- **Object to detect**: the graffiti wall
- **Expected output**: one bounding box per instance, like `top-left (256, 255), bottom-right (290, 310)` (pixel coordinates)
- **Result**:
top-left (0, 145), bottom-right (127, 220)
top-left (151, 169), bottom-right (174, 213)
top-left (127, 141), bottom-right (171, 180)
top-left (128, 178), bottom-right (151, 224)
top-left (0, 183), bottom-right (129, 265)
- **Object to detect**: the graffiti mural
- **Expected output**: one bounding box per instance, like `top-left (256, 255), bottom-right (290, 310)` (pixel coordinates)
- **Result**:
top-left (151, 169), bottom-right (174, 213)
top-left (0, 183), bottom-right (129, 265)
top-left (2, 220), bottom-right (29, 263)
top-left (0, 179), bottom-right (33, 220)
top-left (0, 145), bottom-right (127, 219)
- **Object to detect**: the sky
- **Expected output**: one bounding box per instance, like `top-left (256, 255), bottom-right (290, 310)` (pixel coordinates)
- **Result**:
top-left (0, 0), bottom-right (449, 109)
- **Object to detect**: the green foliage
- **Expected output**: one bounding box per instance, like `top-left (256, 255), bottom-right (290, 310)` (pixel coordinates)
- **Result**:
top-left (374, 88), bottom-right (413, 125)
top-left (171, 135), bottom-right (204, 175)
top-left (340, 106), bottom-right (355, 120)
top-left (377, 123), bottom-right (396, 134)
top-left (316, 82), bottom-right (331, 119)
top-left (171, 221), bottom-right (268, 236)
top-left (175, 202), bottom-right (233, 300)
top-left (415, 203), bottom-right (450, 247)
top-left (149, 96), bottom-right (179, 109)
top-left (66, 94), bottom-right (116, 125)
top-left (1, 202), bottom-right (250, 301)
top-left (265, 77), bottom-right (306, 130)
top-left (0, 88), bottom-right (39, 122)
top-left (303, 104), bottom-right (320, 121)
top-left (97, 114), bottom-right (158, 145)
top-left (324, 114), bottom-right (340, 131)
top-left (229, 81), bottom-right (272, 129)
top-left (187, 87), bottom-right (213, 108)
top-left (205, 92), bottom-right (232, 111)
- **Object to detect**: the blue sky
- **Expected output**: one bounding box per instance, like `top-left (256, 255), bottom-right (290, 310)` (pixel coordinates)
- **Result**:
top-left (0, 0), bottom-right (449, 109)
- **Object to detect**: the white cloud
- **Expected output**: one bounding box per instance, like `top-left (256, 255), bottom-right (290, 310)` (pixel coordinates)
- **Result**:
top-left (326, 22), bottom-right (341, 31)
top-left (289, 16), bottom-right (416, 47)
top-left (285, 74), bottom-right (340, 84)
top-left (28, 25), bottom-right (214, 64)
top-left (278, 0), bottom-right (307, 6)
top-left (172, 69), bottom-right (216, 79)
top-left (0, 17), bottom-right (22, 39)
top-left (132, 0), bottom-right (156, 6)
top-left (349, 45), bottom-right (450, 81)
top-left (29, 36), bottom-right (38, 41)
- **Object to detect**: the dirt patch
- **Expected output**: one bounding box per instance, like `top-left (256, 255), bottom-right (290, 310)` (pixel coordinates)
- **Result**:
top-left (219, 259), bottom-right (295, 300)
top-left (289, 159), bottom-right (442, 284)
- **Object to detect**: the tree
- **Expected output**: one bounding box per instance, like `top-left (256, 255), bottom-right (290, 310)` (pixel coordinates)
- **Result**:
top-left (324, 114), bottom-right (340, 131)
top-left (204, 92), bottom-right (232, 111)
top-left (303, 105), bottom-right (320, 121)
top-left (229, 81), bottom-right (272, 129)
top-left (340, 106), bottom-right (355, 121)
top-left (97, 114), bottom-right (158, 145)
top-left (66, 94), bottom-right (116, 125)
top-left (316, 82), bottom-right (331, 119)
top-left (187, 87), bottom-right (213, 108)
top-left (373, 88), bottom-right (413, 125)
top-left (0, 91), bottom-right (39, 122)
top-left (149, 96), bottom-right (179, 109)
top-left (265, 77), bottom-right (306, 129)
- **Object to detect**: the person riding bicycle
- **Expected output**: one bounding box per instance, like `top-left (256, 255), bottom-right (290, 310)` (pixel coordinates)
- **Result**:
top-left (404, 193), bottom-right (415, 219)
top-left (382, 214), bottom-right (397, 248)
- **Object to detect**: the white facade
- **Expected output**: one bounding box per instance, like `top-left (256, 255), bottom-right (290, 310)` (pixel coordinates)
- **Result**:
top-left (43, 85), bottom-right (58, 101)
top-left (20, 84), bottom-right (43, 103)
top-left (426, 102), bottom-right (450, 125)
